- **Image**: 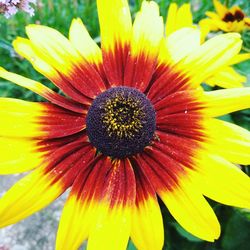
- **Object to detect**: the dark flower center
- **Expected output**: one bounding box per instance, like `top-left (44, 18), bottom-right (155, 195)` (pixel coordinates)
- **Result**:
top-left (223, 10), bottom-right (245, 22)
top-left (86, 87), bottom-right (156, 158)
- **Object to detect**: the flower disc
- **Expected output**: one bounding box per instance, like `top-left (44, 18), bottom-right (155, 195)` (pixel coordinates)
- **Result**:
top-left (86, 87), bottom-right (156, 158)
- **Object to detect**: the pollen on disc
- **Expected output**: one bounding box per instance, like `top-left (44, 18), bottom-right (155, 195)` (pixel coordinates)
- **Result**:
top-left (86, 87), bottom-right (156, 158)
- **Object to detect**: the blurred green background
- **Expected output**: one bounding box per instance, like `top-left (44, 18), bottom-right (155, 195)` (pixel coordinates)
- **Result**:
top-left (0, 0), bottom-right (250, 250)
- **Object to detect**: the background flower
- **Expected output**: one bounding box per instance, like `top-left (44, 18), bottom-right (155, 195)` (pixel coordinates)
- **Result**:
top-left (199, 0), bottom-right (250, 40)
top-left (0, 0), bottom-right (36, 18)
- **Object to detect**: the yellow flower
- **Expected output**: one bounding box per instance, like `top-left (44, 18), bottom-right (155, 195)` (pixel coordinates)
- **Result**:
top-left (166, 2), bottom-right (250, 88)
top-left (199, 0), bottom-right (250, 38)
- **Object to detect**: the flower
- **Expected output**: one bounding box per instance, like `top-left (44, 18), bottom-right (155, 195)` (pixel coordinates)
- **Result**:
top-left (199, 0), bottom-right (250, 39)
top-left (0, 0), bottom-right (36, 18)
top-left (0, 0), bottom-right (250, 249)
top-left (166, 2), bottom-right (250, 88)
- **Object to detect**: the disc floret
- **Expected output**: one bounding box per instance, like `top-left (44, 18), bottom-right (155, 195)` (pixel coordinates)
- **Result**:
top-left (86, 87), bottom-right (156, 158)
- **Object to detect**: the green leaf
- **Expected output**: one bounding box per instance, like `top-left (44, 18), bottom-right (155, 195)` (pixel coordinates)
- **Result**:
top-left (231, 110), bottom-right (250, 130)
top-left (237, 208), bottom-right (250, 221)
top-left (173, 223), bottom-right (204, 243)
top-left (222, 210), bottom-right (250, 250)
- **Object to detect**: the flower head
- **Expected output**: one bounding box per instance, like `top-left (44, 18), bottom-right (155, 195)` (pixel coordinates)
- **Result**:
top-left (0, 1), bottom-right (250, 250)
top-left (0, 0), bottom-right (36, 18)
top-left (199, 0), bottom-right (250, 39)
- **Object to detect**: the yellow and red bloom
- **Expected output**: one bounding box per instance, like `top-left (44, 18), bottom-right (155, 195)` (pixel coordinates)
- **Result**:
top-left (199, 0), bottom-right (250, 39)
top-left (0, 1), bottom-right (250, 250)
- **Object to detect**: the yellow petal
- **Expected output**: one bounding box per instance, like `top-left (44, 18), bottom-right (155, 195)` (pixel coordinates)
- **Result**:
top-left (130, 1), bottom-right (163, 57)
top-left (203, 87), bottom-right (250, 117)
top-left (56, 195), bottom-right (97, 250)
top-left (131, 169), bottom-right (164, 250)
top-left (0, 137), bottom-right (44, 174)
top-left (165, 28), bottom-right (200, 63)
top-left (124, 0), bottom-right (164, 91)
top-left (193, 153), bottom-right (250, 208)
top-left (228, 53), bottom-right (250, 65)
top-left (96, 0), bottom-right (132, 85)
top-left (131, 197), bottom-right (163, 250)
top-left (199, 18), bottom-right (219, 42)
top-left (165, 3), bottom-right (178, 36)
top-left (203, 118), bottom-right (250, 165)
top-left (0, 67), bottom-right (53, 99)
top-left (0, 67), bottom-right (85, 113)
top-left (13, 37), bottom-right (60, 80)
top-left (87, 204), bottom-right (132, 250)
top-left (166, 3), bottom-right (193, 36)
top-left (69, 18), bottom-right (102, 65)
top-left (26, 24), bottom-right (81, 75)
top-left (175, 4), bottom-right (193, 30)
top-left (0, 98), bottom-right (46, 138)
top-left (0, 143), bottom-right (94, 228)
top-left (216, 19), bottom-right (233, 32)
top-left (205, 11), bottom-right (221, 20)
top-left (166, 3), bottom-right (194, 36)
top-left (13, 37), bottom-right (90, 104)
top-left (13, 37), bottom-right (102, 104)
top-left (213, 0), bottom-right (228, 18)
top-left (180, 33), bottom-right (242, 86)
top-left (25, 24), bottom-right (105, 98)
top-left (57, 157), bottom-right (135, 250)
top-left (244, 17), bottom-right (250, 28)
top-left (135, 149), bottom-right (220, 242)
top-left (159, 174), bottom-right (220, 242)
top-left (97, 0), bottom-right (132, 51)
top-left (0, 98), bottom-right (86, 139)
top-left (87, 158), bottom-right (136, 250)
top-left (0, 168), bottom-right (63, 228)
top-left (205, 66), bottom-right (245, 88)
top-left (56, 149), bottom-right (99, 250)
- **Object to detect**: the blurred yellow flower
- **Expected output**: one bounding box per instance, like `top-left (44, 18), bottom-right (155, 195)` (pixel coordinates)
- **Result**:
top-left (199, 0), bottom-right (250, 40)
top-left (165, 2), bottom-right (250, 89)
